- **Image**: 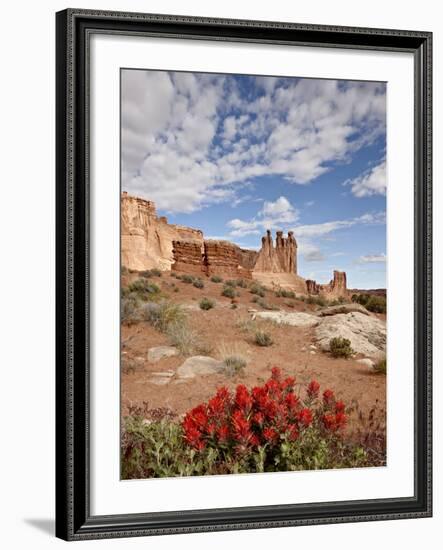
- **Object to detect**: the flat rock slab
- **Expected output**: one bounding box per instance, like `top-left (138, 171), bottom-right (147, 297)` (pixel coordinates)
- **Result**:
top-left (356, 358), bottom-right (376, 369)
top-left (316, 304), bottom-right (370, 317)
top-left (252, 311), bottom-right (319, 328)
top-left (315, 312), bottom-right (386, 359)
top-left (147, 346), bottom-right (179, 363)
top-left (176, 356), bottom-right (225, 379)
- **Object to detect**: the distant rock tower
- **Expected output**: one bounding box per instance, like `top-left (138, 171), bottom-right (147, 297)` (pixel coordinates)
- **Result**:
top-left (253, 230), bottom-right (298, 274)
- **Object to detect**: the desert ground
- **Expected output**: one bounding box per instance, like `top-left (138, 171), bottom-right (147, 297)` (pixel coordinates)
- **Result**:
top-left (121, 270), bottom-right (386, 433)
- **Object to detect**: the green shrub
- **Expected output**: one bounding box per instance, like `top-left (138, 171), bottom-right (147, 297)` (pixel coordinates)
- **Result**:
top-left (166, 322), bottom-right (207, 356)
top-left (374, 358), bottom-right (387, 374)
top-left (307, 295), bottom-right (327, 307)
top-left (250, 284), bottom-right (265, 297)
top-left (180, 274), bottom-right (195, 284)
top-left (222, 286), bottom-right (236, 299)
top-left (224, 279), bottom-right (237, 287)
top-left (139, 268), bottom-right (162, 278)
top-left (193, 278), bottom-right (204, 289)
top-left (254, 330), bottom-right (273, 347)
top-left (275, 289), bottom-right (295, 299)
top-left (199, 297), bottom-right (215, 310)
top-left (223, 355), bottom-right (247, 376)
top-left (121, 295), bottom-right (139, 324)
top-left (210, 275), bottom-right (223, 283)
top-left (127, 278), bottom-right (160, 301)
top-left (352, 293), bottom-right (386, 313)
top-left (329, 337), bottom-right (353, 358)
top-left (235, 279), bottom-right (248, 288)
top-left (230, 303), bottom-right (237, 309)
top-left (256, 299), bottom-right (279, 311)
top-left (141, 300), bottom-right (185, 333)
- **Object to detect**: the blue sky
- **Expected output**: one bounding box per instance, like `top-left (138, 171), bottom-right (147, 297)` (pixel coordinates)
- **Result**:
top-left (122, 70), bottom-right (386, 289)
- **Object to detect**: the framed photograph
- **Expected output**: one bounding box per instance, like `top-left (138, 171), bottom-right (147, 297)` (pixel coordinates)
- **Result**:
top-left (55, 9), bottom-right (432, 541)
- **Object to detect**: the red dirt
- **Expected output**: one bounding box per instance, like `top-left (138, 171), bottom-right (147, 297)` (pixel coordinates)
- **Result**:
top-left (121, 273), bottom-right (386, 428)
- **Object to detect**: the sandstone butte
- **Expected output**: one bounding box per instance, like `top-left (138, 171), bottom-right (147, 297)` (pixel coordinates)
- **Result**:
top-left (121, 192), bottom-right (348, 298)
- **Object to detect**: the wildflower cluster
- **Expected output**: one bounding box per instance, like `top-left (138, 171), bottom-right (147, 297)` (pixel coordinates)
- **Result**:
top-left (182, 367), bottom-right (347, 455)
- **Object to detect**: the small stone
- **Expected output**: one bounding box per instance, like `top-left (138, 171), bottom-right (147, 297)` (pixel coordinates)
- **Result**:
top-left (147, 346), bottom-right (179, 363)
top-left (309, 344), bottom-right (317, 350)
top-left (357, 358), bottom-right (375, 369)
top-left (310, 350), bottom-right (316, 355)
top-left (151, 370), bottom-right (174, 377)
top-left (176, 356), bottom-right (225, 379)
top-left (149, 377), bottom-right (171, 386)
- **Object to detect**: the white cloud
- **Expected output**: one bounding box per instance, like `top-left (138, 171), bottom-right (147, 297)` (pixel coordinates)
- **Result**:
top-left (298, 241), bottom-right (325, 262)
top-left (122, 70), bottom-right (386, 213)
top-left (346, 160), bottom-right (386, 198)
top-left (357, 253), bottom-right (387, 264)
top-left (227, 196), bottom-right (299, 237)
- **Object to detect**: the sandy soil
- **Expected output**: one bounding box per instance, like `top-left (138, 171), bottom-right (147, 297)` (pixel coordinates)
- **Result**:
top-left (121, 272), bottom-right (386, 427)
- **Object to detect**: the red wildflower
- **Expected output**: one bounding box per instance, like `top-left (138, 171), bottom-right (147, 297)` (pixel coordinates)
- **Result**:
top-left (322, 413), bottom-right (336, 431)
top-left (206, 423), bottom-right (217, 437)
top-left (195, 439), bottom-right (206, 452)
top-left (335, 400), bottom-right (345, 413)
top-left (271, 366), bottom-right (282, 380)
top-left (263, 427), bottom-right (279, 444)
top-left (297, 408), bottom-right (313, 427)
top-left (217, 424), bottom-right (230, 443)
top-left (307, 380), bottom-right (320, 399)
top-left (253, 411), bottom-right (265, 426)
top-left (250, 434), bottom-right (260, 447)
top-left (235, 384), bottom-right (253, 411)
top-left (184, 425), bottom-right (202, 447)
top-left (232, 409), bottom-right (251, 440)
top-left (288, 424), bottom-right (299, 441)
top-left (285, 392), bottom-right (299, 412)
top-left (189, 404), bottom-right (208, 430)
top-left (335, 412), bottom-right (347, 429)
top-left (281, 376), bottom-right (296, 391)
top-left (323, 389), bottom-right (335, 406)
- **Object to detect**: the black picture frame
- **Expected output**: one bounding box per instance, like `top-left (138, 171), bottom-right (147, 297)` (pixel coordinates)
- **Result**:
top-left (55, 8), bottom-right (432, 541)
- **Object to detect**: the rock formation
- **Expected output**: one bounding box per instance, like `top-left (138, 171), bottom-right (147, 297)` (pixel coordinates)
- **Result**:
top-left (253, 230), bottom-right (297, 274)
top-left (121, 192), bottom-right (203, 271)
top-left (121, 193), bottom-right (350, 296)
top-left (306, 271), bottom-right (348, 298)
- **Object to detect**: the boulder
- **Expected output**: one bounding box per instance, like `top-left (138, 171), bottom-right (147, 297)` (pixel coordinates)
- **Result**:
top-left (357, 358), bottom-right (376, 370)
top-left (176, 356), bottom-right (225, 379)
top-left (147, 346), bottom-right (179, 363)
top-left (316, 303), bottom-right (370, 317)
top-left (251, 311), bottom-right (319, 328)
top-left (315, 312), bottom-right (386, 359)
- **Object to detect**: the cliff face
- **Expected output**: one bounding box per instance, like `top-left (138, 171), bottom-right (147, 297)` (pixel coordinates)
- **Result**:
top-left (121, 194), bottom-right (348, 296)
top-left (121, 193), bottom-right (203, 271)
top-left (253, 230), bottom-right (297, 274)
top-left (171, 239), bottom-right (254, 278)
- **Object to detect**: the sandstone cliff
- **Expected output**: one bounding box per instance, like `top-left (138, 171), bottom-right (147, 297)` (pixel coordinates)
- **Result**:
top-left (121, 193), bottom-right (203, 271)
top-left (121, 194), bottom-right (349, 297)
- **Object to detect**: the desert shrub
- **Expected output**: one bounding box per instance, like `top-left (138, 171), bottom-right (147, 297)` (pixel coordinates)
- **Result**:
top-left (374, 358), bottom-right (387, 374)
top-left (139, 268), bottom-right (162, 278)
top-left (352, 293), bottom-right (386, 314)
top-left (121, 295), bottom-right (139, 324)
top-left (235, 318), bottom-right (257, 333)
top-left (307, 295), bottom-right (327, 307)
top-left (251, 295), bottom-right (259, 303)
top-left (223, 356), bottom-right (247, 376)
top-left (199, 297), bottom-right (215, 310)
top-left (224, 279), bottom-right (237, 287)
top-left (141, 300), bottom-right (185, 333)
top-left (230, 304), bottom-right (238, 309)
top-left (329, 337), bottom-right (353, 359)
top-left (211, 275), bottom-right (223, 283)
top-left (250, 284), bottom-right (265, 297)
top-left (121, 265), bottom-right (129, 275)
top-left (180, 274), bottom-right (195, 284)
top-left (285, 300), bottom-right (295, 309)
top-left (173, 287), bottom-right (179, 293)
top-left (166, 322), bottom-right (198, 355)
top-left (222, 285), bottom-right (236, 299)
top-left (235, 279), bottom-right (248, 288)
top-left (127, 278), bottom-right (160, 301)
top-left (193, 278), bottom-right (205, 289)
top-left (256, 299), bottom-right (279, 311)
top-left (254, 330), bottom-right (273, 347)
top-left (275, 289), bottom-right (295, 299)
